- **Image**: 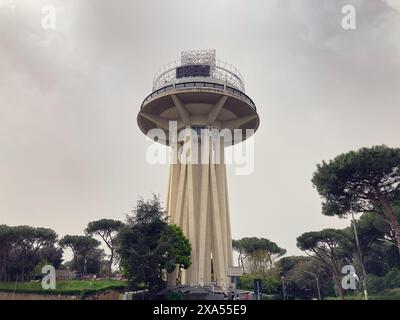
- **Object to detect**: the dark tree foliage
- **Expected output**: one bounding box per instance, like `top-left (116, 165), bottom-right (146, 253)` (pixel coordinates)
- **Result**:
top-left (85, 218), bottom-right (124, 279)
top-left (64, 248), bottom-right (105, 275)
top-left (232, 237), bottom-right (286, 275)
top-left (0, 225), bottom-right (61, 281)
top-left (116, 195), bottom-right (191, 293)
top-left (297, 229), bottom-right (350, 299)
top-left (340, 211), bottom-right (400, 277)
top-left (238, 274), bottom-right (281, 295)
top-left (59, 235), bottom-right (101, 275)
top-left (278, 256), bottom-right (334, 299)
top-left (295, 208), bottom-right (400, 298)
top-left (312, 145), bottom-right (400, 253)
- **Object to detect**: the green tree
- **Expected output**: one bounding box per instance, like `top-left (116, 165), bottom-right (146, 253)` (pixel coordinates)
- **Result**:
top-left (232, 237), bottom-right (286, 276)
top-left (162, 224), bottom-right (192, 284)
top-left (238, 274), bottom-right (280, 295)
top-left (340, 212), bottom-right (400, 275)
top-left (85, 218), bottom-right (124, 279)
top-left (297, 229), bottom-right (349, 299)
top-left (0, 225), bottom-right (14, 281)
top-left (312, 145), bottom-right (400, 253)
top-left (232, 239), bottom-right (247, 274)
top-left (384, 268), bottom-right (400, 289)
top-left (0, 225), bottom-right (59, 281)
top-left (59, 235), bottom-right (101, 275)
top-left (278, 256), bottom-right (334, 299)
top-left (366, 274), bottom-right (385, 294)
top-left (116, 195), bottom-right (191, 293)
top-left (64, 248), bottom-right (105, 275)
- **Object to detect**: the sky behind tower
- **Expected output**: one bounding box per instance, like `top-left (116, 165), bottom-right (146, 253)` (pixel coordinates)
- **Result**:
top-left (1, 0), bottom-right (400, 256)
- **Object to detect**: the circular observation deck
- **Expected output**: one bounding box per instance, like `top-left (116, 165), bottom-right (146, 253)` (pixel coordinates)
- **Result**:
top-left (137, 51), bottom-right (260, 146)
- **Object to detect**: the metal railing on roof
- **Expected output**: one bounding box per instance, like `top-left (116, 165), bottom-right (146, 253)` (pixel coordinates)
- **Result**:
top-left (152, 59), bottom-right (246, 92)
top-left (141, 81), bottom-right (256, 111)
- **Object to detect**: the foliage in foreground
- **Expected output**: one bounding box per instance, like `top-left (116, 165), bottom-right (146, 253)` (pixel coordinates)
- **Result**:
top-left (117, 195), bottom-right (191, 292)
top-left (237, 274), bottom-right (280, 295)
top-left (0, 280), bottom-right (128, 296)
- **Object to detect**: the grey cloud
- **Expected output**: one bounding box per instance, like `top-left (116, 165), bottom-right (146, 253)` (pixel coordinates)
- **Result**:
top-left (0, 0), bottom-right (399, 255)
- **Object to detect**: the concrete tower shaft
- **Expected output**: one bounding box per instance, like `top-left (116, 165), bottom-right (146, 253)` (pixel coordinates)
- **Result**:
top-left (167, 132), bottom-right (233, 287)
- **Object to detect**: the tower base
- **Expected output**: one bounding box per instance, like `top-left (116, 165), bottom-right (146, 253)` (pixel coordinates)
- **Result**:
top-left (166, 135), bottom-right (233, 288)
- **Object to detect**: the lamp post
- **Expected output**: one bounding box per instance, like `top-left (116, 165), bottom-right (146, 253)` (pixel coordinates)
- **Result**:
top-left (281, 276), bottom-right (286, 300)
top-left (351, 212), bottom-right (368, 300)
top-left (304, 271), bottom-right (321, 300)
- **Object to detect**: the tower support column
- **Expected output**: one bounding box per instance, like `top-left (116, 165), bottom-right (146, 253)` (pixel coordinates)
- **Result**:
top-left (166, 130), bottom-right (232, 288)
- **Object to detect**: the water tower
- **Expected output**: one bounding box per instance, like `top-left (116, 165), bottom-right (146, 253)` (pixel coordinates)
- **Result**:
top-left (137, 50), bottom-right (260, 288)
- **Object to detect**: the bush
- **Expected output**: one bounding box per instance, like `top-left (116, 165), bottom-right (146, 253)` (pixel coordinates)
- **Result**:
top-left (367, 275), bottom-right (386, 294)
top-left (365, 268), bottom-right (400, 295)
top-left (0, 280), bottom-right (128, 297)
top-left (117, 196), bottom-right (191, 293)
top-left (370, 288), bottom-right (400, 300)
top-left (262, 276), bottom-right (280, 294)
top-left (237, 274), bottom-right (280, 295)
top-left (237, 274), bottom-right (254, 291)
top-left (384, 268), bottom-right (400, 289)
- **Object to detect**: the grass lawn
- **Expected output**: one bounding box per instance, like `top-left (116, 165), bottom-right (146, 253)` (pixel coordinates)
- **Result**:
top-left (325, 288), bottom-right (400, 300)
top-left (0, 279), bottom-right (128, 296)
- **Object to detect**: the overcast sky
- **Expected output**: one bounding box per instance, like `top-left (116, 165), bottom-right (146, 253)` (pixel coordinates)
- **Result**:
top-left (1, 0), bottom-right (400, 257)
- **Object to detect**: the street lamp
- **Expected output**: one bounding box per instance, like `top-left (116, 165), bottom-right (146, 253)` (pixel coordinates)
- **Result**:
top-left (304, 271), bottom-right (321, 300)
top-left (350, 212), bottom-right (369, 300)
top-left (281, 276), bottom-right (286, 300)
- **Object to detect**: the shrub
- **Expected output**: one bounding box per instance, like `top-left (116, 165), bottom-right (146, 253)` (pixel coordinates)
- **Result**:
top-left (237, 274), bottom-right (280, 295)
top-left (369, 288), bottom-right (400, 300)
top-left (367, 275), bottom-right (385, 294)
top-left (384, 268), bottom-right (400, 289)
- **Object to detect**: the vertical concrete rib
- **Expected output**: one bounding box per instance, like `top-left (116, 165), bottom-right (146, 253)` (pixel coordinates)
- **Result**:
top-left (197, 138), bottom-right (210, 285)
top-left (215, 144), bottom-right (229, 275)
top-left (187, 162), bottom-right (198, 285)
top-left (223, 164), bottom-right (233, 266)
top-left (174, 164), bottom-right (187, 227)
top-left (210, 162), bottom-right (227, 286)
